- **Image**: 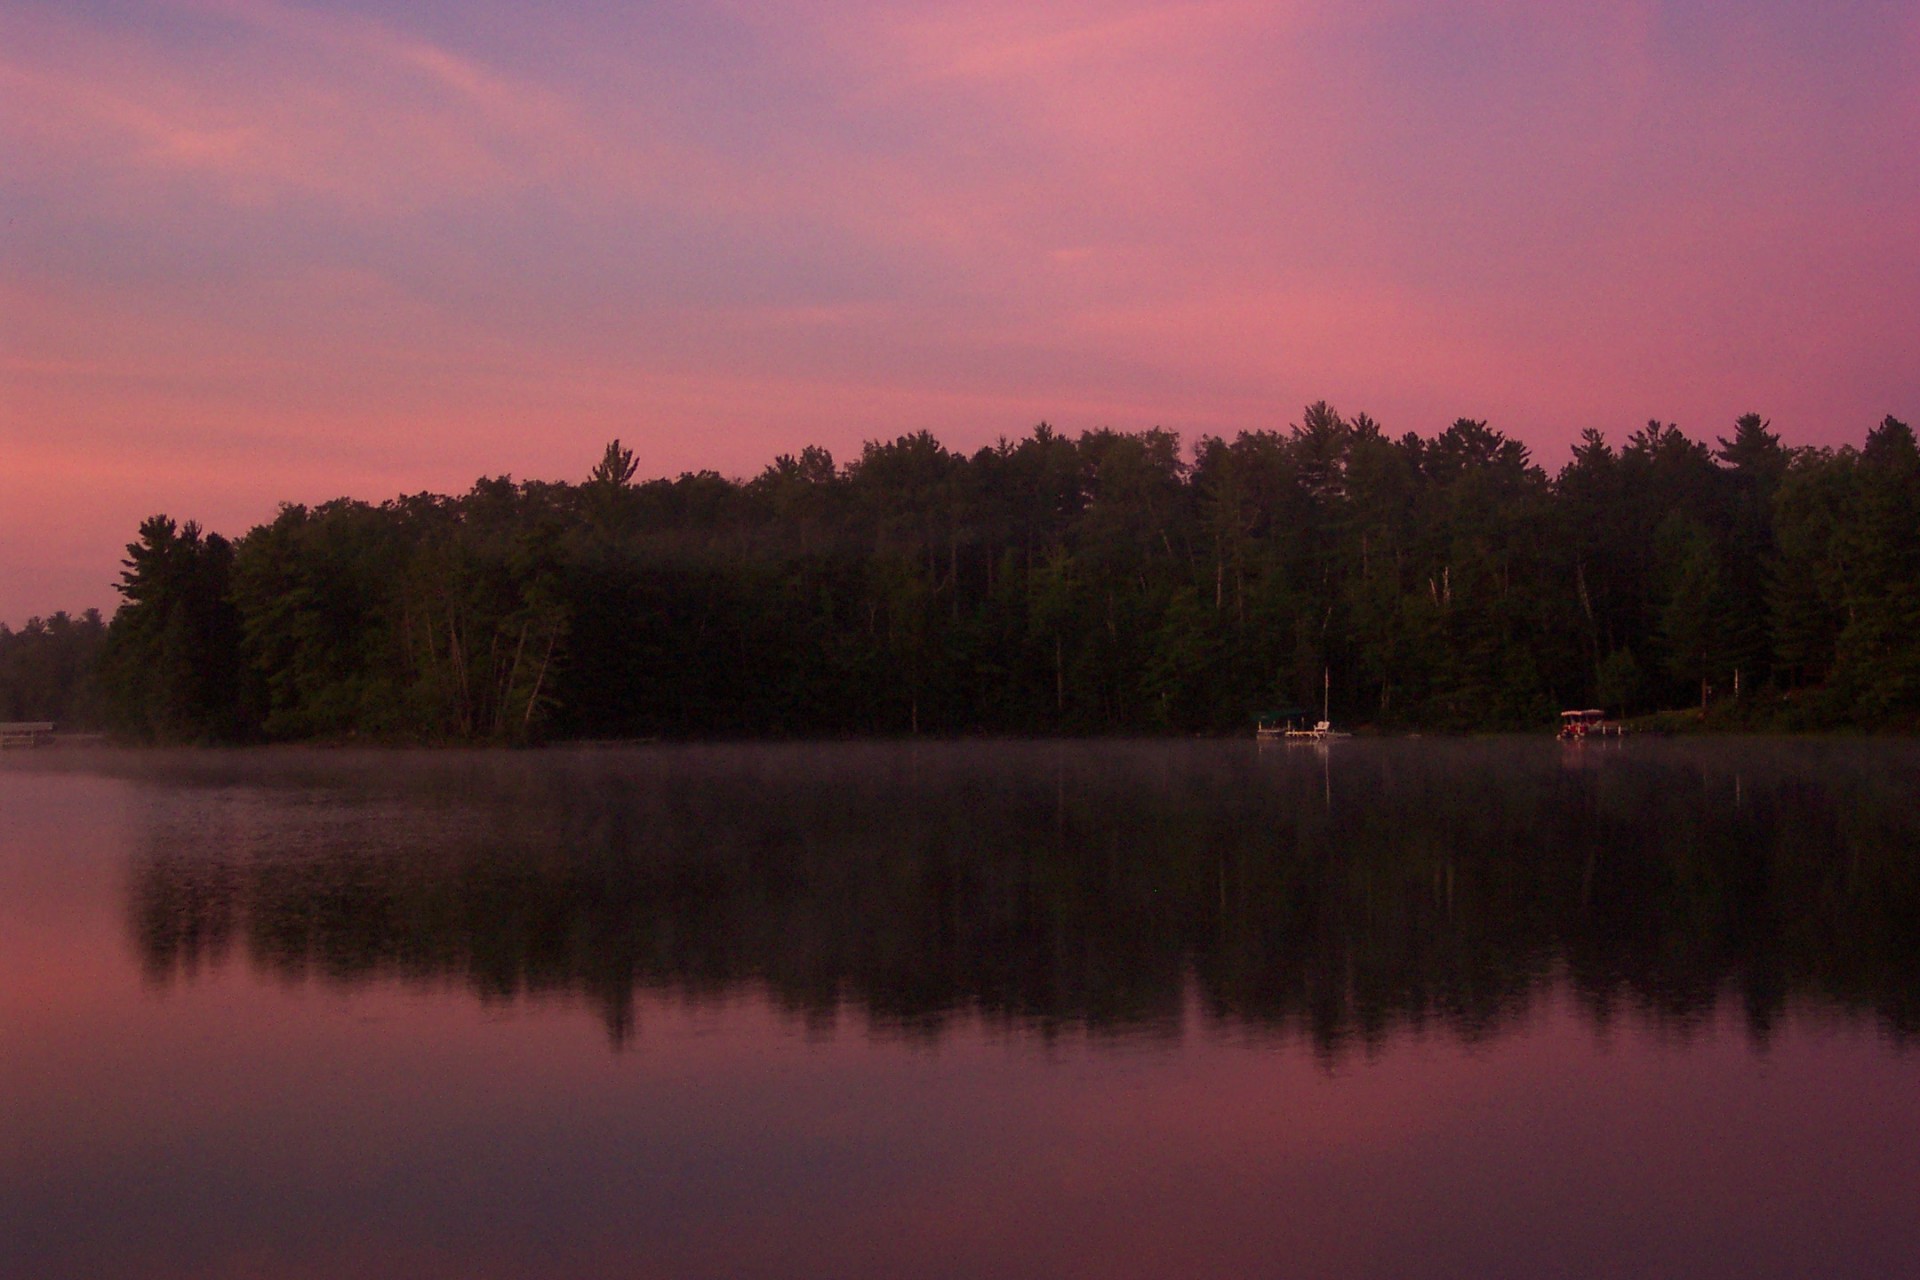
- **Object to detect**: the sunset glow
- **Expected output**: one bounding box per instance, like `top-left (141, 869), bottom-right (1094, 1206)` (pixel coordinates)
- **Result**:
top-left (4, 0), bottom-right (1916, 621)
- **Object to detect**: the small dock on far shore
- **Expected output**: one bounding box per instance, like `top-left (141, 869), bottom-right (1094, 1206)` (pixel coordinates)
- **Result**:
top-left (0, 722), bottom-right (56, 749)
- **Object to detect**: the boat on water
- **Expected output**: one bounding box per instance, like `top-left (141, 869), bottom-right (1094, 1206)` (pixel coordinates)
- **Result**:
top-left (1557, 708), bottom-right (1625, 740)
top-left (1256, 706), bottom-right (1307, 741)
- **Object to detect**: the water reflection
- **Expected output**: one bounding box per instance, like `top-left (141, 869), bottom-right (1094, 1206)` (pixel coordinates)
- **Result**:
top-left (118, 739), bottom-right (1920, 1052)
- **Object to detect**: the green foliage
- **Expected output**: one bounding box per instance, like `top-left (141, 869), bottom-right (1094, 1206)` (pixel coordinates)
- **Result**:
top-left (0, 610), bottom-right (107, 726)
top-left (1656, 514), bottom-right (1734, 705)
top-left (99, 517), bottom-right (247, 741)
top-left (1594, 648), bottom-right (1647, 715)
top-left (78, 415), bottom-right (1920, 741)
top-left (1834, 418), bottom-right (1920, 717)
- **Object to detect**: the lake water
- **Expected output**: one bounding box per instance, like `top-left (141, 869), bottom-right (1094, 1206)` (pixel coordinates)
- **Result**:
top-left (4, 739), bottom-right (1918, 1278)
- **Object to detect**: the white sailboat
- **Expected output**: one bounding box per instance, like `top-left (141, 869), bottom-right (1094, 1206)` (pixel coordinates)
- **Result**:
top-left (1284, 669), bottom-right (1349, 741)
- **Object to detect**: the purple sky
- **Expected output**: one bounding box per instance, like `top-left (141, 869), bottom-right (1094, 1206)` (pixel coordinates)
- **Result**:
top-left (4, 0), bottom-right (1917, 621)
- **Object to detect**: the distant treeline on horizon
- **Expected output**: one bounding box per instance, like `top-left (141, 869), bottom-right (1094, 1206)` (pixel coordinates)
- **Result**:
top-left (5, 404), bottom-right (1918, 740)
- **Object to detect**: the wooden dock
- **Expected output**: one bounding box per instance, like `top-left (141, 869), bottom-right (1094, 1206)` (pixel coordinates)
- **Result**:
top-left (0, 722), bottom-right (56, 748)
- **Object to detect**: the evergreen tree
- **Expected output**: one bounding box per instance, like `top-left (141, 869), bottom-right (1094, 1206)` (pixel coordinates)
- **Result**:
top-left (47, 411), bottom-right (1920, 741)
top-left (1834, 418), bottom-right (1920, 717)
top-left (101, 517), bottom-right (247, 741)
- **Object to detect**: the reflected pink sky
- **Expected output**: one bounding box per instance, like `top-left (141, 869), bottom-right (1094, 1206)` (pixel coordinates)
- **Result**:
top-left (4, 1), bottom-right (1917, 621)
top-left (4, 768), bottom-right (1918, 1278)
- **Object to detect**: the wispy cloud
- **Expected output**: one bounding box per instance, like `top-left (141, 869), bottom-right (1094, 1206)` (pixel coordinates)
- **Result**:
top-left (2, 0), bottom-right (1915, 620)
top-left (1, 0), bottom-right (603, 212)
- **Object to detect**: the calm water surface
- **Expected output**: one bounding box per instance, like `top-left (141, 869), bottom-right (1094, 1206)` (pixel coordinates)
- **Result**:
top-left (3, 739), bottom-right (1918, 1278)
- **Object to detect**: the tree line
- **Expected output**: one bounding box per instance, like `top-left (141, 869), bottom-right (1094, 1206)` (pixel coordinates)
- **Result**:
top-left (12, 405), bottom-right (1919, 740)
top-left (0, 609), bottom-right (106, 726)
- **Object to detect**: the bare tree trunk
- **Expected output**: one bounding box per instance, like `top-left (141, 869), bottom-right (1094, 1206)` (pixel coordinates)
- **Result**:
top-left (1055, 635), bottom-right (1064, 714)
top-left (522, 627), bottom-right (557, 735)
top-left (446, 606), bottom-right (470, 735)
top-left (497, 620), bottom-right (529, 737)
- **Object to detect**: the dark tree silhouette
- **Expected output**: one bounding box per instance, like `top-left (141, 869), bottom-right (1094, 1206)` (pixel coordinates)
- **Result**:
top-left (65, 410), bottom-right (1920, 742)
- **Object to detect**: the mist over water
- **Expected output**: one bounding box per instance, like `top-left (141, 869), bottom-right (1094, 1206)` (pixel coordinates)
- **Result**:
top-left (5, 739), bottom-right (1919, 1277)
top-left (108, 739), bottom-right (1920, 1049)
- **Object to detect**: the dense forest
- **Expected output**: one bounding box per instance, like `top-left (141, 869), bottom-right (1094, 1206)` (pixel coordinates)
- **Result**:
top-left (9, 405), bottom-right (1919, 740)
top-left (0, 609), bottom-right (106, 727)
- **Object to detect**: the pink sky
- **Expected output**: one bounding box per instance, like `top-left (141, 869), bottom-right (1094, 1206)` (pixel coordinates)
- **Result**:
top-left (4, 0), bottom-right (1917, 622)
